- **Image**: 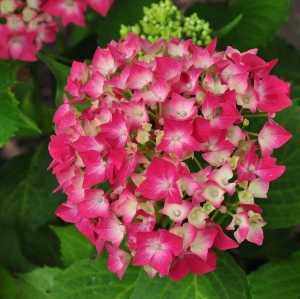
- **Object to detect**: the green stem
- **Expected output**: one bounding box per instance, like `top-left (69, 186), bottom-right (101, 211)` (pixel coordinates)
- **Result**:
top-left (148, 110), bottom-right (156, 119)
top-left (246, 131), bottom-right (258, 137)
top-left (193, 155), bottom-right (203, 170)
top-left (243, 113), bottom-right (268, 118)
top-left (211, 210), bottom-right (219, 220)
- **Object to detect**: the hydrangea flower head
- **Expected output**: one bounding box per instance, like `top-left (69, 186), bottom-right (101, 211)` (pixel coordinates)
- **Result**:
top-left (49, 33), bottom-right (292, 280)
top-left (0, 0), bottom-right (114, 61)
top-left (0, 0), bottom-right (58, 61)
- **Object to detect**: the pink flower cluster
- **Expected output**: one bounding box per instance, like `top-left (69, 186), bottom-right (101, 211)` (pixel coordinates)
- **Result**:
top-left (49, 34), bottom-right (292, 280)
top-left (0, 0), bottom-right (114, 61)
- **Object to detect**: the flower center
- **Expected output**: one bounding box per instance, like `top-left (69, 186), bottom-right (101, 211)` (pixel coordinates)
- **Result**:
top-left (0, 0), bottom-right (15, 14)
top-left (176, 110), bottom-right (187, 117)
top-left (173, 209), bottom-right (181, 217)
top-left (65, 0), bottom-right (75, 7)
top-left (150, 240), bottom-right (164, 251)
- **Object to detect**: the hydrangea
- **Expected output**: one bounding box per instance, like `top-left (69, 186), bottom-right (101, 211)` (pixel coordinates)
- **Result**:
top-left (0, 0), bottom-right (114, 61)
top-left (120, 0), bottom-right (212, 46)
top-left (49, 33), bottom-right (292, 280)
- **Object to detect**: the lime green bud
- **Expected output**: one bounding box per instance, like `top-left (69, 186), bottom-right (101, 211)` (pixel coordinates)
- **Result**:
top-left (119, 0), bottom-right (212, 45)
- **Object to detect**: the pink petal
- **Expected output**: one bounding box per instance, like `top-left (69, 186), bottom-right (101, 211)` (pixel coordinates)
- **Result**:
top-left (161, 202), bottom-right (191, 223)
top-left (202, 182), bottom-right (225, 208)
top-left (255, 156), bottom-right (285, 182)
top-left (255, 75), bottom-right (292, 113)
top-left (127, 63), bottom-right (153, 89)
top-left (83, 158), bottom-right (107, 188)
top-left (163, 93), bottom-right (197, 121)
top-left (78, 190), bottom-right (109, 218)
top-left (107, 246), bottom-right (130, 279)
top-left (87, 0), bottom-right (114, 16)
top-left (42, 0), bottom-right (87, 26)
top-left (84, 71), bottom-right (105, 98)
top-left (73, 136), bottom-right (105, 153)
top-left (150, 250), bottom-right (173, 276)
top-left (155, 57), bottom-right (183, 81)
top-left (247, 224), bottom-right (264, 246)
top-left (56, 202), bottom-right (81, 223)
top-left (158, 119), bottom-right (199, 159)
top-left (160, 230), bottom-right (183, 256)
top-left (258, 120), bottom-right (292, 155)
top-left (92, 47), bottom-right (116, 76)
top-left (190, 227), bottom-right (218, 260)
top-left (112, 190), bottom-right (138, 224)
top-left (212, 224), bottom-right (238, 250)
top-left (96, 215), bottom-right (125, 246)
top-left (248, 179), bottom-right (269, 198)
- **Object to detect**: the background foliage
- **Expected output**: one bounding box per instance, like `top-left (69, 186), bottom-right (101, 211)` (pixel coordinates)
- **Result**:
top-left (0, 0), bottom-right (299, 298)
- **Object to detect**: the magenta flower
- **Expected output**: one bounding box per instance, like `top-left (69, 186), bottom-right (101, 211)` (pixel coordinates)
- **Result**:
top-left (86, 0), bottom-right (114, 16)
top-left (137, 158), bottom-right (182, 203)
top-left (42, 0), bottom-right (87, 26)
top-left (158, 120), bottom-right (200, 159)
top-left (258, 120), bottom-right (292, 155)
top-left (49, 34), bottom-right (292, 280)
top-left (133, 230), bottom-right (182, 276)
top-left (0, 0), bottom-right (114, 61)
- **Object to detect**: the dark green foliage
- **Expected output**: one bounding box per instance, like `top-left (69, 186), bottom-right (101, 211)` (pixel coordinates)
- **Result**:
top-left (0, 144), bottom-right (63, 230)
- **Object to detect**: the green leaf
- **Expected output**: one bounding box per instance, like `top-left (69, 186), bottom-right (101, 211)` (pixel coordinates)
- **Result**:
top-left (39, 53), bottom-right (70, 106)
top-left (0, 226), bottom-right (34, 273)
top-left (214, 14), bottom-right (243, 38)
top-left (11, 88), bottom-right (41, 137)
top-left (16, 111), bottom-right (42, 137)
top-left (51, 225), bottom-right (95, 266)
top-left (20, 267), bottom-right (61, 299)
top-left (0, 90), bottom-right (21, 146)
top-left (260, 38), bottom-right (300, 85)
top-left (223, 0), bottom-right (291, 50)
top-left (67, 13), bottom-right (95, 49)
top-left (0, 266), bottom-right (60, 299)
top-left (248, 251), bottom-right (300, 299)
top-left (6, 253), bottom-right (249, 299)
top-left (188, 0), bottom-right (291, 50)
top-left (237, 228), bottom-right (299, 262)
top-left (0, 143), bottom-right (63, 230)
top-left (95, 0), bottom-right (156, 47)
top-left (0, 225), bottom-right (60, 273)
top-left (0, 60), bottom-right (21, 90)
top-left (52, 258), bottom-right (139, 299)
top-left (259, 105), bottom-right (300, 228)
top-left (0, 89), bottom-right (41, 145)
top-left (16, 80), bottom-right (55, 135)
top-left (131, 253), bottom-right (250, 299)
top-left (0, 268), bottom-right (20, 299)
top-left (186, 3), bottom-right (232, 32)
top-left (20, 226), bottom-right (61, 268)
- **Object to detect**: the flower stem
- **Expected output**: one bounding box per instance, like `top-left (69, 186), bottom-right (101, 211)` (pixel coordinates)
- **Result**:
top-left (243, 113), bottom-right (268, 118)
top-left (246, 131), bottom-right (258, 137)
top-left (193, 155), bottom-right (203, 170)
top-left (148, 110), bottom-right (156, 119)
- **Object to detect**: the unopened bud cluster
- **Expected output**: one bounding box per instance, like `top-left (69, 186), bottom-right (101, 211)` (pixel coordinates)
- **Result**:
top-left (120, 0), bottom-right (212, 45)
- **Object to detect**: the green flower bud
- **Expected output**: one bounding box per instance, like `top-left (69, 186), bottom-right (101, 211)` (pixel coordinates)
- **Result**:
top-left (119, 0), bottom-right (212, 45)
